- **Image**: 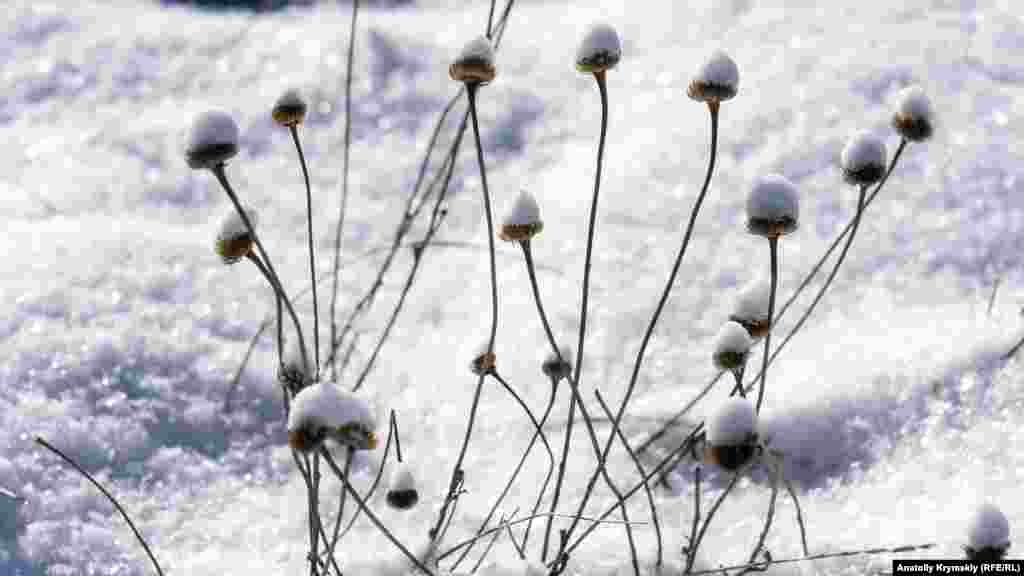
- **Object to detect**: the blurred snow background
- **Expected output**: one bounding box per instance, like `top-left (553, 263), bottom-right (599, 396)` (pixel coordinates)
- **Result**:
top-left (1, 0), bottom-right (1022, 574)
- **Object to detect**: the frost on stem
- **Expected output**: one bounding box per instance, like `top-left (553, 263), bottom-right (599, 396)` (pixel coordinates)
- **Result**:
top-left (687, 50), bottom-right (739, 104)
top-left (214, 206), bottom-right (258, 265)
top-left (575, 22), bottom-right (622, 73)
top-left (278, 333), bottom-right (313, 394)
top-left (965, 503), bottom-right (1011, 561)
top-left (704, 397), bottom-right (758, 472)
top-left (729, 277), bottom-right (772, 340)
top-left (185, 109), bottom-right (239, 169)
top-left (287, 382), bottom-right (377, 453)
top-left (712, 321), bottom-right (753, 373)
top-left (840, 130), bottom-right (887, 186)
top-left (892, 84), bottom-right (934, 142)
top-left (450, 35), bottom-right (496, 85)
top-left (499, 190), bottom-right (544, 242)
top-left (272, 88), bottom-right (307, 128)
top-left (746, 173), bottom-right (799, 239)
top-left (386, 462), bottom-right (419, 511)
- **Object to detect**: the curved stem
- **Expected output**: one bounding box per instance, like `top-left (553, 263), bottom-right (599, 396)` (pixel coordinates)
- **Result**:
top-left (755, 236), bottom-right (778, 415)
top-left (684, 473), bottom-right (740, 573)
top-left (290, 125), bottom-right (320, 377)
top-left (337, 411), bottom-right (397, 541)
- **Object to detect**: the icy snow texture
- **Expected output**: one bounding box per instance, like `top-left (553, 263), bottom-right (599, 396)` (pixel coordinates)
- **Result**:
top-left (732, 277), bottom-right (771, 324)
top-left (693, 49), bottom-right (739, 90)
top-left (503, 190), bottom-right (541, 227)
top-left (713, 321), bottom-right (753, 357)
top-left (388, 462), bottom-right (416, 493)
top-left (216, 206), bottom-right (257, 242)
top-left (575, 22), bottom-right (621, 69)
top-left (707, 397), bottom-right (757, 446)
top-left (746, 173), bottom-right (799, 222)
top-left (456, 35), bottom-right (495, 67)
top-left (186, 109), bottom-right (238, 159)
top-left (895, 84), bottom-right (934, 122)
top-left (287, 382), bottom-right (375, 434)
top-left (841, 131), bottom-right (887, 173)
top-left (967, 503), bottom-right (1011, 550)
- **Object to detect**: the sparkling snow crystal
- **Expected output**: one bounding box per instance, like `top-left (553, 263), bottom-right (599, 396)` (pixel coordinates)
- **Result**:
top-left (707, 397), bottom-right (757, 447)
top-left (576, 22), bottom-right (621, 72)
top-left (840, 130), bottom-right (887, 185)
top-left (967, 503), bottom-right (1011, 550)
top-left (185, 109), bottom-right (239, 169)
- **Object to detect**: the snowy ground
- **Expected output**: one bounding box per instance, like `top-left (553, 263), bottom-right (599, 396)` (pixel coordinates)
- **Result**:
top-left (2, 0), bottom-right (1022, 574)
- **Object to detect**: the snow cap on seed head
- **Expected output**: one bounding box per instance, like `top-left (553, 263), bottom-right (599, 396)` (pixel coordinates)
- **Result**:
top-left (688, 50), bottom-right (739, 104)
top-left (214, 206), bottom-right (258, 265)
top-left (746, 173), bottom-right (799, 238)
top-left (386, 462), bottom-right (419, 510)
top-left (892, 84), bottom-right (934, 142)
top-left (499, 190), bottom-right (544, 242)
top-left (450, 36), bottom-right (496, 85)
top-left (730, 277), bottom-right (772, 339)
top-left (186, 109), bottom-right (239, 169)
top-left (576, 22), bottom-right (621, 73)
top-left (272, 88), bottom-right (307, 127)
top-left (287, 382), bottom-right (377, 453)
top-left (965, 503), bottom-right (1011, 559)
top-left (707, 397), bottom-right (757, 447)
top-left (712, 321), bottom-right (753, 372)
top-left (840, 130), bottom-right (887, 186)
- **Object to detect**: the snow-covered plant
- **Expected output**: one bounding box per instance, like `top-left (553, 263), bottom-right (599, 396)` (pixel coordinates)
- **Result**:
top-left (214, 205), bottom-right (258, 265)
top-left (712, 320), bottom-right (753, 375)
top-left (449, 35), bottom-right (496, 85)
top-left (704, 397), bottom-right (758, 472)
top-left (965, 503), bottom-right (1011, 561)
top-left (278, 332), bottom-right (313, 394)
top-left (185, 109), bottom-right (239, 170)
top-left (575, 22), bottom-right (621, 74)
top-left (746, 173), bottom-right (800, 239)
top-left (892, 84), bottom-right (934, 142)
top-left (729, 277), bottom-right (771, 340)
top-left (499, 190), bottom-right (543, 242)
top-left (840, 130), bottom-right (887, 186)
top-left (541, 345), bottom-right (573, 382)
top-left (687, 49), bottom-right (739, 105)
top-left (287, 382), bottom-right (378, 453)
top-left (386, 462), bottom-right (420, 511)
top-left (272, 88), bottom-right (307, 128)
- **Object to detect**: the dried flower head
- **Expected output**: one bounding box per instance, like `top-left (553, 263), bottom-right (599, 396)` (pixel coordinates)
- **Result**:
top-left (450, 36), bottom-right (496, 85)
top-left (712, 321), bottom-right (753, 373)
top-left (704, 397), bottom-right (759, 471)
top-left (278, 333), bottom-right (313, 394)
top-left (471, 347), bottom-right (497, 376)
top-left (214, 206), bottom-right (258, 265)
top-left (892, 85), bottom-right (934, 142)
top-left (186, 109), bottom-right (239, 170)
top-left (499, 190), bottom-right (544, 242)
top-left (746, 174), bottom-right (799, 239)
top-left (965, 503), bottom-right (1011, 561)
top-left (385, 462), bottom-right (420, 511)
top-left (688, 50), bottom-right (739, 104)
top-left (575, 22), bottom-right (621, 74)
top-left (840, 131), bottom-right (887, 186)
top-left (272, 89), bottom-right (307, 128)
top-left (287, 382), bottom-right (377, 453)
top-left (541, 346), bottom-right (573, 381)
top-left (729, 277), bottom-right (772, 340)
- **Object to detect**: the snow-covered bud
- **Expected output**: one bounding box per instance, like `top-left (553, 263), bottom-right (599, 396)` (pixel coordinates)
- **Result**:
top-left (687, 50), bottom-right (739, 104)
top-left (450, 36), bottom-right (496, 85)
top-left (278, 333), bottom-right (312, 394)
top-left (729, 277), bottom-right (772, 340)
top-left (186, 109), bottom-right (239, 170)
top-left (287, 382), bottom-right (377, 453)
top-left (470, 340), bottom-right (496, 376)
top-left (712, 321), bottom-right (753, 373)
top-left (272, 89), bottom-right (307, 128)
top-left (840, 131), bottom-right (887, 186)
top-left (704, 397), bottom-right (758, 471)
top-left (499, 190), bottom-right (544, 242)
top-left (214, 206), bottom-right (257, 265)
top-left (386, 462), bottom-right (420, 511)
top-left (746, 174), bottom-right (799, 239)
top-left (541, 346), bottom-right (573, 382)
top-left (892, 85), bottom-right (934, 143)
top-left (575, 22), bottom-right (621, 74)
top-left (965, 503), bottom-right (1011, 561)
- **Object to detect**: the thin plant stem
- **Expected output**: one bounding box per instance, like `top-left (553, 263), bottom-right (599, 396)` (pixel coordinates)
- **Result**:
top-left (595, 389), bottom-right (664, 569)
top-left (211, 164), bottom-right (310, 377)
top-left (320, 447), bottom-right (435, 575)
top-left (223, 316), bottom-right (268, 415)
top-left (636, 371), bottom-right (724, 456)
top-left (289, 125), bottom-right (320, 377)
top-left (755, 236), bottom-right (779, 415)
top-left (35, 437), bottom-right (166, 576)
top-left (310, 453), bottom-right (322, 576)
top-left (391, 410), bottom-right (403, 463)
top-left (686, 542), bottom-right (936, 575)
top-left (685, 472), bottom-right (741, 573)
top-left (471, 511), bottom-right (512, 574)
top-left (781, 467), bottom-right (809, 556)
top-left (505, 520), bottom-right (526, 560)
top-left (485, 0), bottom-right (497, 39)
top-left (323, 447), bottom-right (353, 566)
top-left (730, 366), bottom-right (746, 398)
top-left (987, 276), bottom-right (1001, 317)
top-left (686, 465), bottom-right (702, 566)
top-left (337, 411), bottom-right (397, 541)
top-left (742, 466), bottom-right (780, 572)
top-left (327, 0), bottom-right (360, 379)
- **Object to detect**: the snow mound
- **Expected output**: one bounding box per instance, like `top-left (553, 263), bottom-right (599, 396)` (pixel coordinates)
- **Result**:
top-left (840, 130), bottom-right (887, 175)
top-left (746, 173), bottom-right (799, 223)
top-left (713, 321), bottom-right (753, 359)
top-left (894, 84), bottom-right (934, 124)
top-left (388, 461), bottom-right (417, 493)
top-left (576, 22), bottom-right (622, 72)
top-left (185, 109), bottom-right (239, 169)
top-left (287, 382), bottom-right (375, 435)
top-left (731, 277), bottom-right (771, 325)
top-left (456, 35), bottom-right (495, 67)
top-left (216, 206), bottom-right (258, 242)
top-left (967, 503), bottom-right (1011, 550)
top-left (707, 397), bottom-right (757, 447)
top-left (503, 190), bottom-right (541, 227)
top-left (693, 50), bottom-right (739, 91)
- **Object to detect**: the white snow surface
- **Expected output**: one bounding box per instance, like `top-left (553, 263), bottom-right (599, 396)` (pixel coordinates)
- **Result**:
top-left (713, 320), bottom-right (753, 358)
top-left (693, 49), bottom-right (739, 89)
top-left (731, 276), bottom-right (771, 324)
top-left (746, 173), bottom-right (800, 223)
top-left (967, 503), bottom-right (1011, 550)
top-left (216, 205), bottom-right (258, 241)
top-left (502, 189), bottom-right (541, 227)
top-left (2, 0), bottom-right (1022, 574)
top-left (840, 130), bottom-right (887, 173)
top-left (895, 83), bottom-right (935, 122)
top-left (575, 21), bottom-right (621, 64)
top-left (186, 109), bottom-right (239, 156)
top-left (456, 35), bottom-right (494, 66)
top-left (707, 397), bottom-right (757, 447)
top-left (287, 382), bottom-right (375, 434)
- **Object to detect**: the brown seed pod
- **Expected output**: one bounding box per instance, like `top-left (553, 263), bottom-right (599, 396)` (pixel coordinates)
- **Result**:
top-left (703, 441), bottom-right (758, 472)
top-left (215, 234), bottom-right (253, 265)
top-left (498, 221), bottom-right (544, 242)
top-left (471, 351), bottom-right (496, 376)
top-left (450, 36), bottom-right (496, 85)
top-left (272, 89), bottom-right (307, 128)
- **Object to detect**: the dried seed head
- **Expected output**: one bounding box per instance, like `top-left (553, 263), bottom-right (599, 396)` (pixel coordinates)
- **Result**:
top-left (840, 130), bottom-right (887, 186)
top-left (541, 346), bottom-right (573, 381)
top-left (386, 462), bottom-right (420, 511)
top-left (287, 382), bottom-right (377, 452)
top-left (471, 350), bottom-right (496, 376)
top-left (707, 397), bottom-right (757, 447)
top-left (688, 50), bottom-right (739, 104)
top-left (186, 109), bottom-right (239, 170)
top-left (575, 22), bottom-right (621, 74)
top-left (272, 89), bottom-right (307, 127)
top-left (729, 277), bottom-right (772, 340)
top-left (703, 442), bottom-right (758, 472)
top-left (892, 85), bottom-right (934, 142)
top-left (278, 334), bottom-right (313, 394)
top-left (965, 503), bottom-right (1011, 561)
top-left (499, 190), bottom-right (544, 242)
top-left (712, 321), bottom-right (753, 372)
top-left (746, 173), bottom-right (799, 239)
top-left (450, 36), bottom-right (496, 85)
top-left (214, 206), bottom-right (258, 265)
